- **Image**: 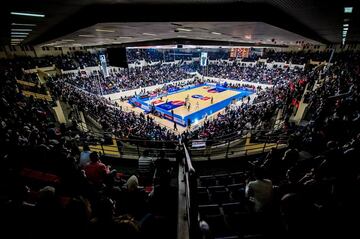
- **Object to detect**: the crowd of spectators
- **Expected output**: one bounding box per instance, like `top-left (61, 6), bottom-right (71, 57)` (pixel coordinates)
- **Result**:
top-left (253, 51), bottom-right (360, 237)
top-left (61, 63), bottom-right (194, 95)
top-left (1, 49), bottom-right (359, 238)
top-left (262, 49), bottom-right (333, 64)
top-left (0, 51), bottom-right (99, 71)
top-left (47, 76), bottom-right (178, 141)
top-left (196, 51), bottom-right (360, 238)
top-left (200, 62), bottom-right (306, 85)
top-left (0, 60), bottom-right (176, 239)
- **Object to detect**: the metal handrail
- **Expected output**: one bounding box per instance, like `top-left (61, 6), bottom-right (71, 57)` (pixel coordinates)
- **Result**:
top-left (183, 143), bottom-right (195, 174)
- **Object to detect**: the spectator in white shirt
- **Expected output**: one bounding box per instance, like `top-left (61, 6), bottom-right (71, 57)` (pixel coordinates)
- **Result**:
top-left (246, 167), bottom-right (273, 212)
top-left (79, 144), bottom-right (91, 168)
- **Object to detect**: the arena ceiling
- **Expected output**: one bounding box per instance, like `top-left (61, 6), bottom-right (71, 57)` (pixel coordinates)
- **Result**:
top-left (1, 0), bottom-right (359, 47)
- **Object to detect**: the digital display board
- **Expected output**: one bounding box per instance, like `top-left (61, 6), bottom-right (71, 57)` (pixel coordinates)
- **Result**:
top-left (200, 52), bottom-right (208, 66)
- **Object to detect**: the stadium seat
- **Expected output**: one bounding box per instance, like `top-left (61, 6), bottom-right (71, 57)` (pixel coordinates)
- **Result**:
top-left (197, 186), bottom-right (208, 194)
top-left (222, 202), bottom-right (244, 215)
top-left (199, 175), bottom-right (217, 187)
top-left (215, 173), bottom-right (233, 186)
top-left (203, 214), bottom-right (231, 238)
top-left (209, 186), bottom-right (230, 204)
top-left (197, 191), bottom-right (211, 205)
top-left (230, 172), bottom-right (247, 184)
top-left (227, 184), bottom-right (245, 201)
top-left (198, 204), bottom-right (221, 217)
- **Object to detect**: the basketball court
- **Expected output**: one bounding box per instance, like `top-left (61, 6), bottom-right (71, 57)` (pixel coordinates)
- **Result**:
top-left (128, 83), bottom-right (254, 130)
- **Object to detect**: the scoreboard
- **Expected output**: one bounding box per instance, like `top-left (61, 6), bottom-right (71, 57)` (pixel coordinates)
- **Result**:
top-left (230, 48), bottom-right (250, 58)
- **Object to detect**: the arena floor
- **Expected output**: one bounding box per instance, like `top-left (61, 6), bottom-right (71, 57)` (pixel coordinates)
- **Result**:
top-left (122, 83), bottom-right (254, 133)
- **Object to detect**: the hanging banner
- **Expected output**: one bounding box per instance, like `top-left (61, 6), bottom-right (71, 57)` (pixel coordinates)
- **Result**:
top-left (99, 54), bottom-right (108, 77)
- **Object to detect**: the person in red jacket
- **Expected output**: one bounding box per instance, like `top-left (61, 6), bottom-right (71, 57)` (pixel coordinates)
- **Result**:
top-left (84, 152), bottom-right (110, 186)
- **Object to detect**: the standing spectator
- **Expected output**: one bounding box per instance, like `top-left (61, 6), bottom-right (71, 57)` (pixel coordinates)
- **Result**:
top-left (246, 167), bottom-right (273, 212)
top-left (79, 144), bottom-right (91, 168)
top-left (84, 152), bottom-right (110, 186)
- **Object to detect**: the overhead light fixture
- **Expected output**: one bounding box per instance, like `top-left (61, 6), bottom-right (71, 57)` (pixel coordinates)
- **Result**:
top-left (10, 12), bottom-right (45, 17)
top-left (211, 32), bottom-right (222, 35)
top-left (10, 11), bottom-right (45, 17)
top-left (11, 28), bottom-right (32, 32)
top-left (343, 27), bottom-right (348, 31)
top-left (344, 7), bottom-right (353, 13)
top-left (343, 30), bottom-right (347, 34)
top-left (79, 34), bottom-right (95, 37)
top-left (176, 28), bottom-right (192, 32)
top-left (112, 41), bottom-right (122, 44)
top-left (142, 33), bottom-right (157, 36)
top-left (61, 39), bottom-right (75, 42)
top-left (343, 24), bottom-right (349, 27)
top-left (11, 32), bottom-right (29, 35)
top-left (12, 23), bottom-right (37, 26)
top-left (10, 34), bottom-right (27, 38)
top-left (244, 34), bottom-right (252, 40)
top-left (72, 44), bottom-right (82, 46)
top-left (96, 29), bottom-right (115, 33)
top-left (118, 36), bottom-right (133, 39)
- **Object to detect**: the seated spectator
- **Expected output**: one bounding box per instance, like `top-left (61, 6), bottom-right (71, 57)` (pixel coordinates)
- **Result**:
top-left (119, 175), bottom-right (147, 219)
top-left (33, 186), bottom-right (63, 237)
top-left (63, 196), bottom-right (92, 235)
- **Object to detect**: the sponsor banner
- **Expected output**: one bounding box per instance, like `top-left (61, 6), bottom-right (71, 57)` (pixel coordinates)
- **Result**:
top-left (141, 104), bottom-right (150, 111)
top-left (151, 99), bottom-right (164, 105)
top-left (173, 117), bottom-right (185, 125)
top-left (163, 114), bottom-right (173, 120)
top-left (192, 140), bottom-right (206, 148)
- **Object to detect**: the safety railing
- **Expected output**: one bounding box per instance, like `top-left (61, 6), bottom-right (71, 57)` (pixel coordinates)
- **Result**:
top-left (187, 129), bottom-right (289, 160)
top-left (177, 143), bottom-right (197, 239)
top-left (73, 127), bottom-right (289, 160)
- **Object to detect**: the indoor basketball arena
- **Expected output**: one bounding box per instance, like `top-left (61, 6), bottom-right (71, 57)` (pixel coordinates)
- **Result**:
top-left (1, 1), bottom-right (360, 239)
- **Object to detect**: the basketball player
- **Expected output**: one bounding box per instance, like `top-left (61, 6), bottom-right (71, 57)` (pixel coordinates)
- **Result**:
top-left (196, 101), bottom-right (199, 110)
top-left (211, 96), bottom-right (214, 104)
top-left (187, 102), bottom-right (191, 111)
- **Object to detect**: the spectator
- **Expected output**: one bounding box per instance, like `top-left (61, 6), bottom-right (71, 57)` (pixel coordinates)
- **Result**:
top-left (80, 144), bottom-right (91, 168)
top-left (246, 167), bottom-right (273, 212)
top-left (84, 152), bottom-right (110, 186)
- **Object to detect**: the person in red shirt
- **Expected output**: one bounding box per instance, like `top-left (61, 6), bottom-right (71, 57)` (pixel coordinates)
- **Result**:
top-left (84, 152), bottom-right (110, 186)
